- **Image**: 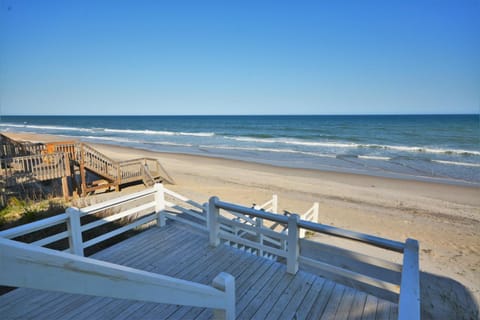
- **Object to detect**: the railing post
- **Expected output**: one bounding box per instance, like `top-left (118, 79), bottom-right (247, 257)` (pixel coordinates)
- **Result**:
top-left (66, 207), bottom-right (84, 256)
top-left (256, 218), bottom-right (264, 257)
top-left (208, 196), bottom-right (220, 247)
top-left (154, 183), bottom-right (166, 227)
top-left (398, 238), bottom-right (420, 320)
top-left (272, 194), bottom-right (278, 213)
top-left (313, 202), bottom-right (319, 222)
top-left (212, 272), bottom-right (235, 320)
top-left (287, 213), bottom-right (300, 274)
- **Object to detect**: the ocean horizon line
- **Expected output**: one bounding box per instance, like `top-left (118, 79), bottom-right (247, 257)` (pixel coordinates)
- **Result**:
top-left (1, 113), bottom-right (479, 117)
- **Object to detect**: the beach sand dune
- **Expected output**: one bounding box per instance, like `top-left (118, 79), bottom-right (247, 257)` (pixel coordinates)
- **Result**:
top-left (3, 132), bottom-right (480, 319)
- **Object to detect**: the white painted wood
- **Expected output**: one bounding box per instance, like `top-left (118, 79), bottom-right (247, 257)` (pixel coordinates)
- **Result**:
top-left (256, 218), bottom-right (264, 256)
top-left (287, 214), bottom-right (300, 274)
top-left (31, 230), bottom-right (69, 247)
top-left (81, 202), bottom-right (155, 232)
top-left (154, 183), bottom-right (166, 227)
top-left (0, 213), bottom-right (68, 239)
top-left (398, 238), bottom-right (420, 320)
top-left (0, 238), bottom-right (233, 312)
top-left (212, 272), bottom-right (235, 320)
top-left (272, 194), bottom-right (278, 213)
top-left (164, 187), bottom-right (204, 210)
top-left (219, 232), bottom-right (288, 258)
top-left (164, 201), bottom-right (207, 221)
top-left (81, 187), bottom-right (156, 216)
top-left (208, 196), bottom-right (220, 247)
top-left (312, 202), bottom-right (319, 222)
top-left (223, 209), bottom-right (257, 225)
top-left (66, 207), bottom-right (83, 256)
top-left (218, 216), bottom-right (288, 241)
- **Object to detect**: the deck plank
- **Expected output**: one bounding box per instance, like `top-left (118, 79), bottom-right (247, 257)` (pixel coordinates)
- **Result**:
top-left (294, 276), bottom-right (327, 319)
top-left (347, 290), bottom-right (368, 320)
top-left (306, 279), bottom-right (336, 319)
top-left (249, 272), bottom-right (296, 319)
top-left (320, 284), bottom-right (346, 319)
top-left (334, 286), bottom-right (357, 319)
top-left (266, 271), bottom-right (317, 320)
top-left (362, 295), bottom-right (379, 320)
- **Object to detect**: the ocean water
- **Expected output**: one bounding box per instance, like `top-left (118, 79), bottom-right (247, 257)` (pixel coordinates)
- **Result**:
top-left (1, 115), bottom-right (479, 186)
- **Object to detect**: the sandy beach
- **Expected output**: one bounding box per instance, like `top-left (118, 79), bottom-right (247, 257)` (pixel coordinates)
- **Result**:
top-left (4, 132), bottom-right (480, 319)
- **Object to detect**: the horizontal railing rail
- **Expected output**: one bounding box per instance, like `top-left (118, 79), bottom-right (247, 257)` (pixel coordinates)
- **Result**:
top-left (215, 198), bottom-right (405, 252)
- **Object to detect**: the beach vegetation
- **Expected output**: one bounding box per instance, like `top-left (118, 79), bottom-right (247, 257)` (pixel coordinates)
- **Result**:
top-left (0, 197), bottom-right (67, 229)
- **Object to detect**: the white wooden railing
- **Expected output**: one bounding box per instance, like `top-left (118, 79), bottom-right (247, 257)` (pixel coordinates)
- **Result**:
top-left (0, 184), bottom-right (235, 319)
top-left (0, 184), bottom-right (420, 320)
top-left (207, 197), bottom-right (420, 320)
top-left (253, 194), bottom-right (278, 213)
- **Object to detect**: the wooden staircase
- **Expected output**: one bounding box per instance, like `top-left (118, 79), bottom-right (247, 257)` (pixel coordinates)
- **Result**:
top-left (69, 142), bottom-right (175, 196)
top-left (0, 134), bottom-right (174, 198)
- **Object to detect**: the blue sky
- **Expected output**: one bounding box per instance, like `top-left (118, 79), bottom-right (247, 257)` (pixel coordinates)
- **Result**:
top-left (0, 0), bottom-right (479, 115)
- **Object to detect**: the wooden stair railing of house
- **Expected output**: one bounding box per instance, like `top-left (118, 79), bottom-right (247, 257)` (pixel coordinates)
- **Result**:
top-left (0, 134), bottom-right (174, 199)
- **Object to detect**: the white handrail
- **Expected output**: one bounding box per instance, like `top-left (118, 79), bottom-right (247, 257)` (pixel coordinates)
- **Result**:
top-left (0, 237), bottom-right (235, 319)
top-left (398, 239), bottom-right (420, 320)
top-left (208, 196), bottom-right (420, 320)
top-left (0, 213), bottom-right (69, 239)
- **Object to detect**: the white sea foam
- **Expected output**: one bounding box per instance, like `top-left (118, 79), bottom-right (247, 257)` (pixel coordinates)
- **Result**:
top-left (104, 128), bottom-right (214, 137)
top-left (358, 155), bottom-right (391, 161)
top-left (226, 135), bottom-right (480, 157)
top-left (0, 123), bottom-right (94, 133)
top-left (431, 160), bottom-right (480, 168)
top-left (147, 141), bottom-right (194, 147)
top-left (361, 144), bottom-right (480, 156)
top-left (226, 136), bottom-right (357, 148)
top-left (82, 136), bottom-right (140, 143)
top-left (199, 145), bottom-right (336, 158)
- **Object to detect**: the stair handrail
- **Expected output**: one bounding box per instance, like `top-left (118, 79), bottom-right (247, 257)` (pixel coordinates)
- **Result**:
top-left (0, 237), bottom-right (235, 319)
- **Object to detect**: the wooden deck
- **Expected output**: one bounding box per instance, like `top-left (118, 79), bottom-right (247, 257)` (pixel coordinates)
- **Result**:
top-left (0, 221), bottom-right (398, 319)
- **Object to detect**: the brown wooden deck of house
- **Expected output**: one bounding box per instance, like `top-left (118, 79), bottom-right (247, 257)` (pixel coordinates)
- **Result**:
top-left (0, 220), bottom-right (398, 319)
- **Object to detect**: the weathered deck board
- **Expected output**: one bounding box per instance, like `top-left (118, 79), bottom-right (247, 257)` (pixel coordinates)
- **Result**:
top-left (0, 221), bottom-right (397, 319)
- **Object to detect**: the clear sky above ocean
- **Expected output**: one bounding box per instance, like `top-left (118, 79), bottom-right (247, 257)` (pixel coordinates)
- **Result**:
top-left (0, 1), bottom-right (479, 115)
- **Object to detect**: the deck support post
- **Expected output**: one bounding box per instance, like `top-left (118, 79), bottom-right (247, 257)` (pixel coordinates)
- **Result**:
top-left (287, 214), bottom-right (300, 274)
top-left (66, 207), bottom-right (84, 256)
top-left (61, 176), bottom-right (69, 200)
top-left (154, 183), bottom-right (166, 227)
top-left (212, 272), bottom-right (235, 320)
top-left (208, 196), bottom-right (220, 247)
